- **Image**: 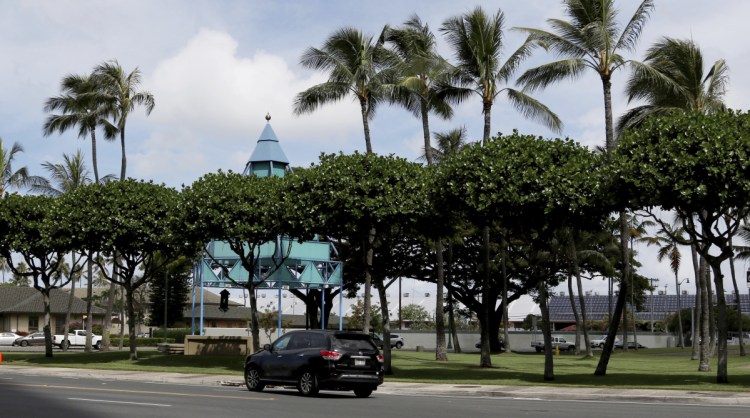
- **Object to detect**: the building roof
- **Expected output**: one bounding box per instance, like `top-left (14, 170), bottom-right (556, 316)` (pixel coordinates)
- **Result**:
top-left (0, 287), bottom-right (106, 315)
top-left (247, 122), bottom-right (289, 165)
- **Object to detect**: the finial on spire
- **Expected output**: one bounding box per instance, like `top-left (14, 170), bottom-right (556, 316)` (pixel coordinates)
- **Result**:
top-left (265, 113), bottom-right (271, 122)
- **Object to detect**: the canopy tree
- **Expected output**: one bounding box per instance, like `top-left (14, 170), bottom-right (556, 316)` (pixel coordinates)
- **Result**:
top-left (434, 131), bottom-right (607, 375)
top-left (613, 110), bottom-right (750, 383)
top-left (179, 171), bottom-right (309, 352)
top-left (0, 194), bottom-right (82, 357)
top-left (60, 180), bottom-right (182, 360)
top-left (291, 152), bottom-right (429, 374)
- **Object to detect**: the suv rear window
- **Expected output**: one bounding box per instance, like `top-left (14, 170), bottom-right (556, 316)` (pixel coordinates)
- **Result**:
top-left (331, 334), bottom-right (377, 351)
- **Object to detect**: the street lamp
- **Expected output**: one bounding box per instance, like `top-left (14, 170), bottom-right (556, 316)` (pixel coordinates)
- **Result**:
top-left (648, 278), bottom-right (659, 332)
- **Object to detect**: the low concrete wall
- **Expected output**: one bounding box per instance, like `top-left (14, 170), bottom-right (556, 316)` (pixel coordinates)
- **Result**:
top-left (183, 335), bottom-right (253, 356)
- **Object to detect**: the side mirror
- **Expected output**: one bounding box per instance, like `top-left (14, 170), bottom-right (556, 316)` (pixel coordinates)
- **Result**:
top-left (263, 344), bottom-right (272, 352)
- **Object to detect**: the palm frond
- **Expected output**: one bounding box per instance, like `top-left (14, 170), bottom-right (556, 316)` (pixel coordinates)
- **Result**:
top-left (517, 58), bottom-right (586, 93)
top-left (504, 89), bottom-right (563, 133)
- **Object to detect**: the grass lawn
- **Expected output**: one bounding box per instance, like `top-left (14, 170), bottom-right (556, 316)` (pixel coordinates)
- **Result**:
top-left (2, 348), bottom-right (749, 392)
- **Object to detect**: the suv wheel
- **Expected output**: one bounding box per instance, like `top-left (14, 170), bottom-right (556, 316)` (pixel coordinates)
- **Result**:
top-left (244, 365), bottom-right (265, 392)
top-left (297, 370), bottom-right (319, 396)
top-left (395, 341), bottom-right (403, 349)
top-left (354, 387), bottom-right (374, 398)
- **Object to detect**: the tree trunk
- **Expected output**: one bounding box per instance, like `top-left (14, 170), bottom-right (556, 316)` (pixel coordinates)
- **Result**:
top-left (125, 287), bottom-right (138, 360)
top-left (479, 224), bottom-right (492, 368)
top-left (602, 76), bottom-right (615, 154)
top-left (120, 129), bottom-right (127, 181)
top-left (539, 283), bottom-right (554, 381)
top-left (572, 234), bottom-right (593, 357)
top-left (363, 229), bottom-right (376, 334)
top-left (118, 289), bottom-right (126, 350)
top-left (595, 212), bottom-right (629, 376)
top-left (567, 274), bottom-right (581, 355)
top-left (85, 260), bottom-right (93, 352)
top-left (728, 252), bottom-right (746, 356)
top-left (421, 103), bottom-right (433, 165)
top-left (248, 283), bottom-right (261, 352)
top-left (375, 277), bottom-right (392, 374)
top-left (447, 244), bottom-right (461, 353)
top-left (360, 98), bottom-right (373, 154)
top-left (709, 261), bottom-right (729, 383)
top-left (675, 270), bottom-right (684, 348)
top-left (698, 256), bottom-right (711, 371)
top-left (43, 289), bottom-right (53, 358)
top-left (102, 278), bottom-right (117, 351)
top-left (482, 101), bottom-right (492, 145)
top-left (501, 241), bottom-right (510, 354)
top-left (690, 243), bottom-right (700, 360)
top-left (435, 238), bottom-right (448, 361)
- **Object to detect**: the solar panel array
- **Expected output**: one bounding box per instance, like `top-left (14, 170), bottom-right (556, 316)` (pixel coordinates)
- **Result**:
top-left (547, 293), bottom-right (750, 323)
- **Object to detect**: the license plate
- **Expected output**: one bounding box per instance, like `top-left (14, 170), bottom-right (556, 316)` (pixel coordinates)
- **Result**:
top-left (354, 358), bottom-right (366, 366)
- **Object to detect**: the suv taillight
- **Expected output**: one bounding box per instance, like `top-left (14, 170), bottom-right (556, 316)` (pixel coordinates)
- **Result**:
top-left (320, 350), bottom-right (342, 361)
top-left (376, 354), bottom-right (384, 363)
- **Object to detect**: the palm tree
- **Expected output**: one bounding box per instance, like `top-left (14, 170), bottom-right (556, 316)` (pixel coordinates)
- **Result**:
top-left (93, 60), bottom-right (155, 181)
top-left (386, 15), bottom-right (455, 165)
top-left (419, 126), bottom-right (468, 164)
top-left (0, 138), bottom-right (38, 196)
top-left (44, 74), bottom-right (110, 183)
top-left (641, 222), bottom-right (688, 348)
top-left (516, 0), bottom-right (653, 376)
top-left (33, 150), bottom-right (94, 352)
top-left (386, 16), bottom-right (458, 361)
top-left (92, 60), bottom-right (154, 350)
top-left (294, 27), bottom-right (395, 154)
top-left (440, 6), bottom-right (562, 144)
top-left (516, 0), bottom-right (654, 153)
top-left (440, 6), bottom-right (561, 368)
top-left (618, 37), bottom-right (728, 133)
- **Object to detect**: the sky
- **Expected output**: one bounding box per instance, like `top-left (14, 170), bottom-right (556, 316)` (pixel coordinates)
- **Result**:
top-left (2, 0), bottom-right (750, 311)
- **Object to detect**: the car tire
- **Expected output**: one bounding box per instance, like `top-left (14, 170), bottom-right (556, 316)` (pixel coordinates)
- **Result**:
top-left (297, 369), bottom-right (319, 397)
top-left (353, 387), bottom-right (374, 398)
top-left (20, 340), bottom-right (28, 347)
top-left (244, 365), bottom-right (265, 392)
top-left (61, 340), bottom-right (70, 350)
top-left (94, 341), bottom-right (101, 350)
top-left (599, 343), bottom-right (605, 348)
top-left (395, 341), bottom-right (403, 349)
top-left (568, 346), bottom-right (576, 352)
top-left (535, 347), bottom-right (542, 352)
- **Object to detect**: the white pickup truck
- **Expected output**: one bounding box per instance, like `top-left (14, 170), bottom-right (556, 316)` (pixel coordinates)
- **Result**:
top-left (54, 329), bottom-right (103, 350)
top-left (530, 336), bottom-right (576, 352)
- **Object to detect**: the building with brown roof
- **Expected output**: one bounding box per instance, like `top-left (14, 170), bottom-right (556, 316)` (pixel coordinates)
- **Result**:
top-left (0, 287), bottom-right (106, 334)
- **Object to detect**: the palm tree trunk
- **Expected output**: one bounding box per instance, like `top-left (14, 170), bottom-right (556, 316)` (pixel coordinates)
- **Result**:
top-left (119, 129), bottom-right (127, 181)
top-left (62, 270), bottom-right (76, 352)
top-left (728, 248), bottom-right (746, 356)
top-left (85, 259), bottom-right (93, 352)
top-left (709, 262), bottom-right (729, 383)
top-left (435, 238), bottom-right (447, 361)
top-left (602, 76), bottom-right (615, 153)
top-left (360, 99), bottom-right (373, 154)
top-left (567, 273), bottom-right (581, 354)
top-left (421, 104), bottom-right (433, 164)
top-left (480, 224), bottom-right (492, 368)
top-left (447, 243), bottom-right (461, 353)
top-left (675, 271), bottom-right (685, 348)
top-left (89, 130), bottom-right (100, 186)
top-left (698, 256), bottom-right (711, 371)
top-left (691, 243), bottom-right (700, 360)
top-left (595, 213), bottom-right (630, 375)
top-left (482, 101), bottom-right (492, 145)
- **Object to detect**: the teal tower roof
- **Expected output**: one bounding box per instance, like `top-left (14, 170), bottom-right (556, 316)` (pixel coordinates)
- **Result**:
top-left (243, 114), bottom-right (291, 178)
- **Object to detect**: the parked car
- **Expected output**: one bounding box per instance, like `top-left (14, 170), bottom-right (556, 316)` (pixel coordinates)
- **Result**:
top-left (614, 341), bottom-right (647, 349)
top-left (370, 333), bottom-right (405, 349)
top-left (590, 335), bottom-right (619, 349)
top-left (13, 332), bottom-right (47, 347)
top-left (475, 338), bottom-right (505, 351)
top-left (0, 332), bottom-right (20, 346)
top-left (244, 330), bottom-right (384, 397)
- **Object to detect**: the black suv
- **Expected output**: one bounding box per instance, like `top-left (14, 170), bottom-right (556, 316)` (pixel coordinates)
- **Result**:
top-left (244, 330), bottom-right (384, 397)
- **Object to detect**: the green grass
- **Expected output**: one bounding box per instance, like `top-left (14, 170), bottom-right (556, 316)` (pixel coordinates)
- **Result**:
top-left (2, 348), bottom-right (749, 392)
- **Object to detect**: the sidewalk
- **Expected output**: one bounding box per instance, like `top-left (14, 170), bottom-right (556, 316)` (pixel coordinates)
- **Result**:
top-left (2, 365), bottom-right (749, 405)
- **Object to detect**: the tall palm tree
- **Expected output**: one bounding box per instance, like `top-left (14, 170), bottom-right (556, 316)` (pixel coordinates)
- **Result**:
top-left (92, 60), bottom-right (154, 350)
top-left (386, 15), bottom-right (457, 361)
top-left (44, 74), bottom-right (109, 183)
top-left (516, 0), bottom-right (654, 375)
top-left (0, 138), bottom-right (38, 197)
top-left (294, 27), bottom-right (396, 154)
top-left (440, 6), bottom-right (562, 144)
top-left (618, 37), bottom-right (729, 133)
top-left (641, 222), bottom-right (688, 348)
top-left (33, 150), bottom-right (94, 352)
top-left (419, 126), bottom-right (468, 163)
top-left (386, 15), bottom-right (454, 165)
top-left (516, 0), bottom-right (654, 153)
top-left (93, 60), bottom-right (155, 181)
top-left (440, 6), bottom-right (561, 368)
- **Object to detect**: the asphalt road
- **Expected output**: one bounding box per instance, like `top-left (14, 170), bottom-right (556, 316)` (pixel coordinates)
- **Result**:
top-left (1, 371), bottom-right (748, 418)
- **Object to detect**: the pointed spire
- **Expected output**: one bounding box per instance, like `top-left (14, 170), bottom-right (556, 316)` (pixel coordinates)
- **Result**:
top-left (243, 114), bottom-right (291, 177)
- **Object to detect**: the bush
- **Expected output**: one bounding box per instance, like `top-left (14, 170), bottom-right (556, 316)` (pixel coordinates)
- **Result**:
top-left (111, 337), bottom-right (175, 346)
top-left (139, 328), bottom-right (192, 344)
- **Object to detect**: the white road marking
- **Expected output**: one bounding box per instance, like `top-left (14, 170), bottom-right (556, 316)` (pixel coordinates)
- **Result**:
top-left (68, 397), bottom-right (171, 407)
